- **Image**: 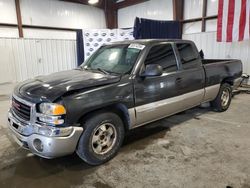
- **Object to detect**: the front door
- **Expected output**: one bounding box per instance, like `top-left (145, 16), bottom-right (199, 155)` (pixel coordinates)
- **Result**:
top-left (134, 43), bottom-right (183, 126)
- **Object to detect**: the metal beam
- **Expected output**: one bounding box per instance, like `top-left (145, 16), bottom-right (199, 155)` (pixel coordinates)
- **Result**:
top-left (15, 0), bottom-right (23, 38)
top-left (0, 23), bottom-right (18, 27)
top-left (104, 0), bottom-right (117, 29)
top-left (22, 25), bottom-right (78, 32)
top-left (0, 23), bottom-right (79, 33)
top-left (115, 0), bottom-right (149, 9)
top-left (60, 0), bottom-right (104, 8)
top-left (173, 0), bottom-right (184, 35)
top-left (201, 0), bottom-right (208, 32)
top-left (173, 0), bottom-right (183, 21)
top-left (181, 15), bottom-right (217, 23)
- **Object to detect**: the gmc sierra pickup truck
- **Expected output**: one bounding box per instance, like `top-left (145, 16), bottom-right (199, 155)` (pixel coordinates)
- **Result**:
top-left (8, 39), bottom-right (242, 165)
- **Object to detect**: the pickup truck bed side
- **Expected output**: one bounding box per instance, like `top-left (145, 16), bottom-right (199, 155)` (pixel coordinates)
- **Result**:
top-left (203, 59), bottom-right (242, 87)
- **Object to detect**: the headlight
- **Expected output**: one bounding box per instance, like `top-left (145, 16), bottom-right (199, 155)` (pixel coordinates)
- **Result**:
top-left (38, 103), bottom-right (66, 125)
top-left (39, 103), bottom-right (66, 115)
top-left (38, 114), bottom-right (65, 125)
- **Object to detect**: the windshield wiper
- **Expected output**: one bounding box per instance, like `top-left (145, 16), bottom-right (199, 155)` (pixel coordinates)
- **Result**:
top-left (96, 68), bottom-right (110, 75)
top-left (81, 66), bottom-right (113, 75)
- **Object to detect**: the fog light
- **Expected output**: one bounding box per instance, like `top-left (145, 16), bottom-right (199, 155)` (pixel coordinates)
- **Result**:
top-left (38, 126), bottom-right (53, 136)
top-left (33, 139), bottom-right (43, 152)
top-left (37, 126), bottom-right (73, 137)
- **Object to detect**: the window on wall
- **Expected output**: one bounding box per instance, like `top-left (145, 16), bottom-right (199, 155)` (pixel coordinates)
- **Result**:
top-left (183, 0), bottom-right (218, 34)
top-left (145, 44), bottom-right (178, 73)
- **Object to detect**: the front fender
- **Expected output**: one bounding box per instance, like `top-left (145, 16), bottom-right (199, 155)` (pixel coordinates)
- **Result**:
top-left (62, 78), bottom-right (134, 125)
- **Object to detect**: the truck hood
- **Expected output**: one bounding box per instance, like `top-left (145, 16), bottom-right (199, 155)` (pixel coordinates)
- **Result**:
top-left (16, 69), bottom-right (121, 102)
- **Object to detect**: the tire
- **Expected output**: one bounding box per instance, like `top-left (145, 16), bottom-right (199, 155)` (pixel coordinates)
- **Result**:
top-left (211, 83), bottom-right (232, 112)
top-left (76, 111), bottom-right (125, 165)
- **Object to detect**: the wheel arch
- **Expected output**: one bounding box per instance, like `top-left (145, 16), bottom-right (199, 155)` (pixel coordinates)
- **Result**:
top-left (77, 103), bottom-right (133, 132)
top-left (221, 77), bottom-right (234, 86)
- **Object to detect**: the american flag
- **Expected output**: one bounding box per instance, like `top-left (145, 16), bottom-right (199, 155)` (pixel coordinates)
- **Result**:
top-left (217, 0), bottom-right (250, 42)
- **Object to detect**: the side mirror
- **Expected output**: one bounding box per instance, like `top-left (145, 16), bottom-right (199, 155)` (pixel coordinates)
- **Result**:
top-left (140, 64), bottom-right (163, 77)
top-left (199, 50), bottom-right (204, 59)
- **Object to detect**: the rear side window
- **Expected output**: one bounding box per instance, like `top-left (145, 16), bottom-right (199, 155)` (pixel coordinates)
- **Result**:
top-left (144, 44), bottom-right (177, 73)
top-left (176, 43), bottom-right (200, 70)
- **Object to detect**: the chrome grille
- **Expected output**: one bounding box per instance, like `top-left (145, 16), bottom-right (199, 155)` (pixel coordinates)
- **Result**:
top-left (12, 97), bottom-right (31, 121)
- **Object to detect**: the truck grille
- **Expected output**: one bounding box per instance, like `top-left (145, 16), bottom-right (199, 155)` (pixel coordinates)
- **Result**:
top-left (12, 97), bottom-right (31, 121)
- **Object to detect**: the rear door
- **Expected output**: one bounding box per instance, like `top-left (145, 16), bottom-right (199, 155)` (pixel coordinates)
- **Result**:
top-left (174, 42), bottom-right (205, 109)
top-left (133, 43), bottom-right (184, 126)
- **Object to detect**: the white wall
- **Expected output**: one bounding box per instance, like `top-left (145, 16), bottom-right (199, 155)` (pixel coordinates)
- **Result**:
top-left (183, 0), bottom-right (218, 34)
top-left (183, 32), bottom-right (250, 75)
top-left (0, 0), bottom-right (106, 85)
top-left (23, 29), bottom-right (76, 40)
top-left (0, 0), bottom-right (17, 24)
top-left (0, 0), bottom-right (106, 39)
top-left (184, 0), bottom-right (203, 19)
top-left (20, 0), bottom-right (106, 30)
top-left (118, 0), bottom-right (173, 28)
top-left (0, 38), bottom-right (77, 82)
top-left (182, 0), bottom-right (250, 75)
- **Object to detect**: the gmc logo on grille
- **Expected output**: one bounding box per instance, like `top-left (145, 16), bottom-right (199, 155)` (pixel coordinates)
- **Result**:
top-left (12, 100), bottom-right (21, 110)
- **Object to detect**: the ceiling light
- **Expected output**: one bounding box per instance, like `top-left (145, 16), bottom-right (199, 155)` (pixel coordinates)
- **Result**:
top-left (88, 0), bottom-right (99, 4)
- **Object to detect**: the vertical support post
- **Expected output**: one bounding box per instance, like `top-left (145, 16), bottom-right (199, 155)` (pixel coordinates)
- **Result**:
top-left (104, 0), bottom-right (118, 29)
top-left (202, 0), bottom-right (207, 32)
top-left (173, 0), bottom-right (184, 21)
top-left (173, 0), bottom-right (184, 35)
top-left (15, 0), bottom-right (23, 38)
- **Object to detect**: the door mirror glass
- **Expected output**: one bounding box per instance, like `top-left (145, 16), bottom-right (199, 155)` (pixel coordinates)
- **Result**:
top-left (140, 64), bottom-right (163, 77)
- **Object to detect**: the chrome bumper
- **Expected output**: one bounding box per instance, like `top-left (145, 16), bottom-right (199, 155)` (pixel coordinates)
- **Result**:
top-left (8, 110), bottom-right (83, 159)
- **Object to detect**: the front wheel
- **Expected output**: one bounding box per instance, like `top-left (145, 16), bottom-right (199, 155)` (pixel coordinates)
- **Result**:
top-left (211, 83), bottom-right (232, 112)
top-left (76, 112), bottom-right (125, 165)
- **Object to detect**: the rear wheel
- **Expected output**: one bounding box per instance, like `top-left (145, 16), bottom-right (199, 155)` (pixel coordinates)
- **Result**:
top-left (211, 83), bottom-right (232, 112)
top-left (76, 112), bottom-right (125, 165)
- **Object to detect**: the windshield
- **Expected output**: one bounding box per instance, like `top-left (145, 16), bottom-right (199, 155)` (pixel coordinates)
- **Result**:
top-left (82, 44), bottom-right (142, 74)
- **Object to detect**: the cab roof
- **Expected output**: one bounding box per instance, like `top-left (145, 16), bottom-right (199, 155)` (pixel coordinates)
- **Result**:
top-left (110, 39), bottom-right (193, 46)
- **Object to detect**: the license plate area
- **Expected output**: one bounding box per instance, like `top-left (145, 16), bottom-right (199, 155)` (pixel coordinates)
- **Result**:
top-left (9, 118), bottom-right (27, 135)
top-left (9, 120), bottom-right (29, 149)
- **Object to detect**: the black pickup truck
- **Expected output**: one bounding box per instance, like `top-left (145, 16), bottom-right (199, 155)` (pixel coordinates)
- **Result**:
top-left (8, 39), bottom-right (242, 165)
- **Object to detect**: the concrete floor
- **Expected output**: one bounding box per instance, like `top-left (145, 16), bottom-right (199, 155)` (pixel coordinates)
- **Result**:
top-left (0, 93), bottom-right (250, 188)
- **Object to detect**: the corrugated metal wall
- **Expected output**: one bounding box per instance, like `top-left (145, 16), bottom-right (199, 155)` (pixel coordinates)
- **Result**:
top-left (0, 0), bottom-right (106, 84)
top-left (0, 38), bottom-right (77, 83)
top-left (20, 0), bottom-right (106, 30)
top-left (183, 32), bottom-right (250, 74)
top-left (118, 0), bottom-right (173, 28)
top-left (0, 0), bottom-right (106, 32)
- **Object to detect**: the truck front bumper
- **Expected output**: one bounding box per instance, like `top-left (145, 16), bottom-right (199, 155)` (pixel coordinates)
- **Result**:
top-left (8, 110), bottom-right (83, 159)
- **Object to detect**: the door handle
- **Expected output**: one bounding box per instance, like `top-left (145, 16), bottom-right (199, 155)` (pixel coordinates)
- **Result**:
top-left (175, 78), bottom-right (182, 84)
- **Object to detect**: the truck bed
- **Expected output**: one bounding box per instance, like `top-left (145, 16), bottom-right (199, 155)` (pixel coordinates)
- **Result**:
top-left (202, 59), bottom-right (240, 65)
top-left (202, 59), bottom-right (242, 87)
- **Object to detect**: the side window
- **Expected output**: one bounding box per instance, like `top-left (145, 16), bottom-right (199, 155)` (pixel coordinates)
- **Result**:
top-left (176, 43), bottom-right (200, 70)
top-left (144, 44), bottom-right (178, 73)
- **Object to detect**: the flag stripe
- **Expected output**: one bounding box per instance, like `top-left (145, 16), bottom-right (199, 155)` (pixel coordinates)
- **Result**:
top-left (242, 0), bottom-right (249, 40)
top-left (249, 0), bottom-right (250, 38)
top-left (239, 0), bottom-right (246, 41)
top-left (217, 0), bottom-right (224, 42)
top-left (222, 0), bottom-right (229, 41)
top-left (233, 0), bottom-right (242, 41)
top-left (227, 0), bottom-right (235, 42)
top-left (217, 0), bottom-right (249, 42)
